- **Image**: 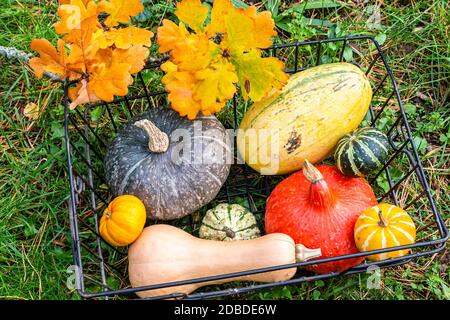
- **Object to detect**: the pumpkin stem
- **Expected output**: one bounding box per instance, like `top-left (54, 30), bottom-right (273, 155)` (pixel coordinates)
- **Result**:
top-left (104, 210), bottom-right (112, 219)
top-left (377, 210), bottom-right (389, 227)
top-left (295, 244), bottom-right (322, 262)
top-left (134, 119), bottom-right (169, 153)
top-left (303, 159), bottom-right (335, 208)
top-left (222, 226), bottom-right (236, 239)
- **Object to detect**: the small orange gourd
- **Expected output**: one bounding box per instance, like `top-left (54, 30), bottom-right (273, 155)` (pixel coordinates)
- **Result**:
top-left (354, 203), bottom-right (416, 261)
top-left (99, 195), bottom-right (147, 247)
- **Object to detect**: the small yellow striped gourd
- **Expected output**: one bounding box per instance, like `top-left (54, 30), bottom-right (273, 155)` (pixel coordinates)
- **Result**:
top-left (354, 203), bottom-right (416, 261)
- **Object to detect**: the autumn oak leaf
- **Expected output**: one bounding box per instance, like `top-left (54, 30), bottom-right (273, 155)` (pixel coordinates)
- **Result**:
top-left (112, 45), bottom-right (149, 73)
top-left (98, 0), bottom-right (144, 28)
top-left (157, 19), bottom-right (190, 54)
top-left (106, 26), bottom-right (153, 49)
top-left (89, 61), bottom-right (133, 101)
top-left (162, 67), bottom-right (201, 120)
top-left (232, 49), bottom-right (288, 101)
top-left (29, 39), bottom-right (76, 79)
top-left (68, 79), bottom-right (99, 109)
top-left (54, 0), bottom-right (98, 35)
top-left (207, 0), bottom-right (233, 37)
top-left (175, 0), bottom-right (208, 33)
top-left (194, 58), bottom-right (237, 109)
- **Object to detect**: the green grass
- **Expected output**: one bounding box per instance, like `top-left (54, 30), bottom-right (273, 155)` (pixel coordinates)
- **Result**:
top-left (0, 0), bottom-right (449, 300)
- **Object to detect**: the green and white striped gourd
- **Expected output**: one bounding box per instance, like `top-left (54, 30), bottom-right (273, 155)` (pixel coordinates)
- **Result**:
top-left (199, 204), bottom-right (261, 241)
top-left (334, 127), bottom-right (390, 177)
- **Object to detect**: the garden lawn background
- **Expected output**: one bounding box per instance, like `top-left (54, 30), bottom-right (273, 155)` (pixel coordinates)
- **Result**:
top-left (0, 0), bottom-right (448, 300)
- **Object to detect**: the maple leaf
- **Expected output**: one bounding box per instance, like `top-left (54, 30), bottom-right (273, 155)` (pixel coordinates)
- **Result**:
top-left (68, 79), bottom-right (99, 109)
top-left (29, 39), bottom-right (76, 79)
top-left (231, 49), bottom-right (288, 101)
top-left (194, 57), bottom-right (237, 109)
top-left (112, 45), bottom-right (149, 73)
top-left (98, 0), bottom-right (144, 28)
top-left (89, 59), bottom-right (133, 101)
top-left (175, 0), bottom-right (209, 33)
top-left (106, 26), bottom-right (153, 49)
top-left (207, 0), bottom-right (233, 37)
top-left (54, 0), bottom-right (98, 35)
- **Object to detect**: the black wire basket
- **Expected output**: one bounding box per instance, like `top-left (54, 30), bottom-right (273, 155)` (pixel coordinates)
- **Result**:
top-left (63, 36), bottom-right (448, 299)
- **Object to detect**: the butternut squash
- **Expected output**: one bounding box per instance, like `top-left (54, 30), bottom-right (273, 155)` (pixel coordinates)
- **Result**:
top-left (128, 224), bottom-right (321, 298)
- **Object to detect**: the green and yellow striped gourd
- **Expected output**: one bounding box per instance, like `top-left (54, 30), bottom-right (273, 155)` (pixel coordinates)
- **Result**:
top-left (199, 203), bottom-right (260, 241)
top-left (334, 127), bottom-right (390, 177)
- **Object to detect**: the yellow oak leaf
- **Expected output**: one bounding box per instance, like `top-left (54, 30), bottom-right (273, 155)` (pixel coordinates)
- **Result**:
top-left (207, 0), bottom-right (233, 36)
top-left (54, 0), bottom-right (98, 35)
top-left (194, 58), bottom-right (237, 109)
top-left (89, 60), bottom-right (133, 101)
top-left (29, 39), bottom-right (76, 79)
top-left (106, 26), bottom-right (153, 49)
top-left (112, 45), bottom-right (149, 73)
top-left (173, 33), bottom-right (219, 71)
top-left (231, 49), bottom-right (288, 101)
top-left (68, 79), bottom-right (99, 109)
top-left (98, 0), bottom-right (144, 28)
top-left (157, 19), bottom-right (190, 54)
top-left (175, 0), bottom-right (208, 32)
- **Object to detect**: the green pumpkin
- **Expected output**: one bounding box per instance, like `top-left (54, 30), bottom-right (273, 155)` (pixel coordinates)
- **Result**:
top-left (334, 127), bottom-right (390, 177)
top-left (199, 204), bottom-right (260, 241)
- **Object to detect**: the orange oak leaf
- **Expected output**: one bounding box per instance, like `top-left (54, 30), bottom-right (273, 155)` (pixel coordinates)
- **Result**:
top-left (89, 61), bottom-right (133, 101)
top-left (65, 16), bottom-right (102, 72)
top-left (207, 0), bottom-right (233, 36)
top-left (157, 19), bottom-right (190, 54)
top-left (29, 39), bottom-right (77, 79)
top-left (222, 7), bottom-right (276, 52)
top-left (175, 0), bottom-right (208, 32)
top-left (68, 79), bottom-right (99, 109)
top-left (98, 0), bottom-right (144, 28)
top-left (106, 26), bottom-right (153, 49)
top-left (112, 45), bottom-right (149, 73)
top-left (162, 68), bottom-right (202, 119)
top-left (240, 6), bottom-right (276, 49)
top-left (54, 0), bottom-right (98, 35)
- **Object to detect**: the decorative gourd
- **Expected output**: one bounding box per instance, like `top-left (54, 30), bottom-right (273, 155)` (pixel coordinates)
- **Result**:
top-left (265, 160), bottom-right (378, 273)
top-left (104, 108), bottom-right (231, 220)
top-left (335, 127), bottom-right (390, 177)
top-left (99, 195), bottom-right (146, 247)
top-left (128, 224), bottom-right (322, 298)
top-left (237, 62), bottom-right (372, 175)
top-left (199, 203), bottom-right (260, 241)
top-left (354, 203), bottom-right (416, 261)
